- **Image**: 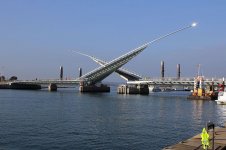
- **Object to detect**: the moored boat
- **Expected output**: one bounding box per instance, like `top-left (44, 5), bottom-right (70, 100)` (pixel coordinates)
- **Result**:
top-left (187, 76), bottom-right (217, 100)
top-left (216, 81), bottom-right (226, 104)
top-left (216, 91), bottom-right (226, 104)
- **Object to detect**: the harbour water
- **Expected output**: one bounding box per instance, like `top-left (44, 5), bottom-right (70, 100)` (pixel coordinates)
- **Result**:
top-left (0, 87), bottom-right (226, 150)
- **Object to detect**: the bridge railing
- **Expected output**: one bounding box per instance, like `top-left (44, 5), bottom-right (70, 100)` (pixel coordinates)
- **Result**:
top-left (140, 77), bottom-right (224, 82)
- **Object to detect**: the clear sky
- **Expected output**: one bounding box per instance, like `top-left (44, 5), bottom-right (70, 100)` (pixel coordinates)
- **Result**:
top-left (0, 0), bottom-right (226, 81)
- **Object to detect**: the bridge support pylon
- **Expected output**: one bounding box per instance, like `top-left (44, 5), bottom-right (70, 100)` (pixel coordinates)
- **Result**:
top-left (79, 81), bottom-right (110, 93)
top-left (117, 84), bottom-right (149, 95)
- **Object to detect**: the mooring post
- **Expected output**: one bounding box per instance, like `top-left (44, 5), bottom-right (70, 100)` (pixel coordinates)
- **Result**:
top-left (206, 121), bottom-right (215, 150)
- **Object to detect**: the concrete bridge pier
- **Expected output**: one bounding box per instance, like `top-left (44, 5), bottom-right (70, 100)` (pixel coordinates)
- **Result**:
top-left (48, 83), bottom-right (57, 91)
top-left (117, 84), bottom-right (149, 95)
top-left (79, 81), bottom-right (110, 93)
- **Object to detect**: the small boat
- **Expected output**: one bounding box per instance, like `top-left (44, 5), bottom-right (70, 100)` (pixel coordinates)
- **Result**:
top-left (216, 92), bottom-right (226, 104)
top-left (149, 86), bottom-right (161, 92)
top-left (216, 82), bottom-right (226, 104)
top-left (187, 75), bottom-right (217, 100)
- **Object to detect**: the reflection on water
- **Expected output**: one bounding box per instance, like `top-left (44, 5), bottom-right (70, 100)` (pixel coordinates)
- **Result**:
top-left (191, 100), bottom-right (204, 125)
top-left (216, 104), bottom-right (226, 125)
top-left (0, 89), bottom-right (226, 150)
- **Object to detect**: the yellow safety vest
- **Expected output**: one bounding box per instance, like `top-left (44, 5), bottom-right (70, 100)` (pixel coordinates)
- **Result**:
top-left (201, 128), bottom-right (210, 149)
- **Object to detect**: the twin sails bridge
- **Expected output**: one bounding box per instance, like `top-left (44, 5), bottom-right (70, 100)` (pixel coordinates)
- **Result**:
top-left (11, 22), bottom-right (221, 92)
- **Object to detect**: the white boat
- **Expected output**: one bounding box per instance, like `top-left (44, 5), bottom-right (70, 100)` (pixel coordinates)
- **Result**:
top-left (216, 90), bottom-right (226, 104)
top-left (149, 86), bottom-right (161, 92)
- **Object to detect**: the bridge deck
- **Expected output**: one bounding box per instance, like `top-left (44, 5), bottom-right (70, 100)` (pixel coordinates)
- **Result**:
top-left (12, 77), bottom-right (224, 88)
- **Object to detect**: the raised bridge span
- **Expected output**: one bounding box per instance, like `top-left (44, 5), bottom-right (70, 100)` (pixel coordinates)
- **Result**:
top-left (9, 23), bottom-right (198, 92)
